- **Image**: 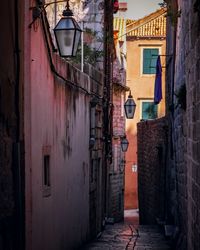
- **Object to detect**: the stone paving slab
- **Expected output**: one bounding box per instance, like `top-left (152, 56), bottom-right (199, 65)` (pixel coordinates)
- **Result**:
top-left (80, 210), bottom-right (171, 250)
top-left (80, 223), bottom-right (172, 250)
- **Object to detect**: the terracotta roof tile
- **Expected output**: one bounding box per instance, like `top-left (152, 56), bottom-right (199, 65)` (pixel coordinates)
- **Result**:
top-left (126, 8), bottom-right (166, 38)
top-left (113, 17), bottom-right (126, 41)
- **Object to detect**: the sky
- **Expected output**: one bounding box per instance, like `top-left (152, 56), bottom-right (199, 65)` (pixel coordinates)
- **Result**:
top-left (125, 0), bottom-right (162, 20)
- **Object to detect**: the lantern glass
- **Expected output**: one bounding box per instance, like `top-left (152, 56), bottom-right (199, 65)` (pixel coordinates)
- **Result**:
top-left (54, 17), bottom-right (82, 57)
top-left (124, 97), bottom-right (136, 119)
top-left (73, 29), bottom-right (81, 56)
top-left (121, 137), bottom-right (129, 152)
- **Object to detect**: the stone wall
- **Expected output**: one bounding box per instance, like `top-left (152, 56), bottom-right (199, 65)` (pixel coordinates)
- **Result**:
top-left (24, 4), bottom-right (105, 249)
top-left (177, 1), bottom-right (200, 248)
top-left (137, 117), bottom-right (168, 224)
top-left (88, 65), bottom-right (104, 237)
top-left (165, 0), bottom-right (200, 249)
top-left (108, 170), bottom-right (124, 222)
top-left (0, 1), bottom-right (24, 249)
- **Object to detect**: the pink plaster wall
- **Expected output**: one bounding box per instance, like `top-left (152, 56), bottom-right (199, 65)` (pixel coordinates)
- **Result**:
top-left (124, 134), bottom-right (138, 209)
top-left (24, 5), bottom-right (91, 250)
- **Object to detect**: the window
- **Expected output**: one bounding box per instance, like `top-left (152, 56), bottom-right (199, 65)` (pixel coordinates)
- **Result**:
top-left (42, 146), bottom-right (51, 197)
top-left (143, 48), bottom-right (159, 74)
top-left (141, 101), bottom-right (158, 120)
top-left (43, 155), bottom-right (50, 187)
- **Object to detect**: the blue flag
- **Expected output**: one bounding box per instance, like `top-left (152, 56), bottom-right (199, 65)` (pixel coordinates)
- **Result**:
top-left (154, 55), bottom-right (162, 104)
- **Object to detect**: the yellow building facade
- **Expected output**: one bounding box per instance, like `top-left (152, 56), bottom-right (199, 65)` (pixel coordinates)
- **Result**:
top-left (125, 8), bottom-right (167, 209)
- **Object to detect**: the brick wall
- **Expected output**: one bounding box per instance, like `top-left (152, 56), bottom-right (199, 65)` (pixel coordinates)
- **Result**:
top-left (113, 88), bottom-right (126, 137)
top-left (109, 87), bottom-right (126, 222)
top-left (109, 171), bottom-right (124, 222)
top-left (137, 117), bottom-right (168, 224)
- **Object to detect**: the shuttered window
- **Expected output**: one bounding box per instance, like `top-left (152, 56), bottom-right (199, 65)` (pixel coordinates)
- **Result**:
top-left (143, 48), bottom-right (159, 74)
top-left (142, 102), bottom-right (158, 120)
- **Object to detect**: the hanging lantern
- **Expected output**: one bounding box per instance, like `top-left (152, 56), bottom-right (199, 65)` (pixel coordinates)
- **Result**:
top-left (121, 136), bottom-right (129, 152)
top-left (124, 91), bottom-right (136, 119)
top-left (54, 0), bottom-right (82, 57)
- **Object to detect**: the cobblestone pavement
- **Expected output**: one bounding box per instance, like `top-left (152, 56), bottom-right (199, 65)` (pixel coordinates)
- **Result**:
top-left (81, 210), bottom-right (172, 250)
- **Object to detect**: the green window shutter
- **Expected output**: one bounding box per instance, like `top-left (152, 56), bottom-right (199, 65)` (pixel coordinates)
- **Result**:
top-left (143, 49), bottom-right (151, 74)
top-left (143, 48), bottom-right (159, 74)
top-left (142, 102), bottom-right (149, 120)
top-left (142, 102), bottom-right (158, 120)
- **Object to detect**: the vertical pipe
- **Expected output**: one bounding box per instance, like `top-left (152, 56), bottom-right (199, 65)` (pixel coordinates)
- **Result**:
top-left (81, 21), bottom-right (84, 72)
top-left (54, 0), bottom-right (57, 27)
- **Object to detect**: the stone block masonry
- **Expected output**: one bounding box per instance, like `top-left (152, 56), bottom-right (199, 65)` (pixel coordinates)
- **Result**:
top-left (165, 0), bottom-right (200, 249)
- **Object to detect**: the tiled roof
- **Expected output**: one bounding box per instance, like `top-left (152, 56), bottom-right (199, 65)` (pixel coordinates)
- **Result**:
top-left (126, 19), bottom-right (135, 26)
top-left (113, 17), bottom-right (126, 41)
top-left (126, 8), bottom-right (166, 38)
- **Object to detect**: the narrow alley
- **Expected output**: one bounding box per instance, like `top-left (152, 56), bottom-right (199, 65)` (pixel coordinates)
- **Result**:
top-left (81, 210), bottom-right (172, 250)
top-left (1, 0), bottom-right (200, 250)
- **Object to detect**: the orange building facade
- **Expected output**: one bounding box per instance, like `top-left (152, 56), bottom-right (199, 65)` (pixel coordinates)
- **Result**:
top-left (125, 8), bottom-right (167, 209)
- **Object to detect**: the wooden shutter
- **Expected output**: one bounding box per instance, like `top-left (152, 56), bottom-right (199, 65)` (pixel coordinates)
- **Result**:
top-left (142, 102), bottom-right (158, 120)
top-left (143, 48), bottom-right (159, 74)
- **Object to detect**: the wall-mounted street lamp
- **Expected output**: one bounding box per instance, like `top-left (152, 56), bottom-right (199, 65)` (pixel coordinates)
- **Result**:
top-left (54, 0), bottom-right (82, 57)
top-left (120, 136), bottom-right (129, 152)
top-left (30, 0), bottom-right (82, 57)
top-left (120, 159), bottom-right (126, 172)
top-left (124, 91), bottom-right (136, 119)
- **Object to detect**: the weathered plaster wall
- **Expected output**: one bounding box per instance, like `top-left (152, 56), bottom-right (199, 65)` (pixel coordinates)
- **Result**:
top-left (24, 7), bottom-right (104, 250)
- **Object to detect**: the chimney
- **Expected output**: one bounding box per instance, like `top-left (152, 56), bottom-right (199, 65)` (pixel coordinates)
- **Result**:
top-left (119, 2), bottom-right (127, 12)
